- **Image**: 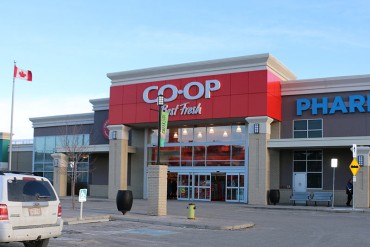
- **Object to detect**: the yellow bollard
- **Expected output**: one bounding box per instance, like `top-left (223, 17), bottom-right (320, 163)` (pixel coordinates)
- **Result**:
top-left (187, 203), bottom-right (196, 219)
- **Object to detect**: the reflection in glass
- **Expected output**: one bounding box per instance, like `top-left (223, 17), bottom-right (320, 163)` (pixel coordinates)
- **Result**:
top-left (168, 128), bottom-right (180, 143)
top-left (148, 146), bottom-right (181, 166)
top-left (194, 146), bottom-right (205, 166)
top-left (207, 126), bottom-right (231, 142)
top-left (207, 145), bottom-right (231, 166)
top-left (147, 125), bottom-right (246, 168)
top-left (194, 127), bottom-right (206, 142)
top-left (180, 128), bottom-right (193, 143)
top-left (232, 125), bottom-right (246, 141)
top-left (181, 146), bottom-right (193, 166)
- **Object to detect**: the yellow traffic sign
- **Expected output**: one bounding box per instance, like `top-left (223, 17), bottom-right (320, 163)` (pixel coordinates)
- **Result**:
top-left (349, 159), bottom-right (360, 176)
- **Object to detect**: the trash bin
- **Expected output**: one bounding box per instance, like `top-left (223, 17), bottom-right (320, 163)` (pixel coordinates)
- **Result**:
top-left (116, 190), bottom-right (133, 215)
top-left (269, 189), bottom-right (280, 205)
top-left (187, 203), bottom-right (196, 219)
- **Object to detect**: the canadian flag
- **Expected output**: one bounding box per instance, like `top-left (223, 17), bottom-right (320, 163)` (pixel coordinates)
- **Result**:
top-left (14, 65), bottom-right (32, 81)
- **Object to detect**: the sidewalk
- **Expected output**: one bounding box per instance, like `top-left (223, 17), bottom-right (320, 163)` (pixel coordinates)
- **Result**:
top-left (60, 197), bottom-right (368, 230)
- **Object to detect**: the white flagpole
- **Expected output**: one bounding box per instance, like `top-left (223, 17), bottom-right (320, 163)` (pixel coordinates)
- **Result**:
top-left (8, 61), bottom-right (16, 171)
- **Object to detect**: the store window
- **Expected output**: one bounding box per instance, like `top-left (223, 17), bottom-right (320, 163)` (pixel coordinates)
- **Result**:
top-left (293, 119), bottom-right (322, 138)
top-left (148, 146), bottom-right (181, 166)
top-left (207, 145), bottom-right (231, 166)
top-left (33, 134), bottom-right (90, 188)
top-left (293, 150), bottom-right (323, 189)
top-left (147, 125), bottom-right (246, 167)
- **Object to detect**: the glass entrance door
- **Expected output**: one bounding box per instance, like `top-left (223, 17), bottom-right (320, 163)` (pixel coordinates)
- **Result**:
top-left (194, 174), bottom-right (211, 201)
top-left (226, 173), bottom-right (245, 202)
top-left (178, 173), bottom-right (191, 200)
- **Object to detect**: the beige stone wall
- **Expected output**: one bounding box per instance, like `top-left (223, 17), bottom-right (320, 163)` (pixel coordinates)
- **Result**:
top-left (246, 116), bottom-right (273, 205)
top-left (51, 153), bottom-right (68, 197)
top-left (147, 165), bottom-right (167, 216)
top-left (352, 147), bottom-right (370, 208)
top-left (108, 125), bottom-right (130, 200)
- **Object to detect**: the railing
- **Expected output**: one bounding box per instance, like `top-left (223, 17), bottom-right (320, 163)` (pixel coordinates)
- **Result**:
top-left (12, 139), bottom-right (33, 145)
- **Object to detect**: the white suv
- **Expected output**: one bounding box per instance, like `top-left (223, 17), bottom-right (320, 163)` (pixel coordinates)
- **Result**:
top-left (0, 172), bottom-right (63, 247)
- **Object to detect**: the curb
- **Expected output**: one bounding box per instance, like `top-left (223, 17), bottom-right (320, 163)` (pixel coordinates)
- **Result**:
top-left (110, 215), bottom-right (255, 230)
top-left (64, 215), bottom-right (111, 225)
top-left (245, 205), bottom-right (366, 213)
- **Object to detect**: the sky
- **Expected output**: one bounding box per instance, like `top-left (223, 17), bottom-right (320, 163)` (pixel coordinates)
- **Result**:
top-left (1, 0), bottom-right (370, 139)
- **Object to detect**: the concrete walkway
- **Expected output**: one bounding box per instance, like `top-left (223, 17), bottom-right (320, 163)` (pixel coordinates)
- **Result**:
top-left (60, 197), bottom-right (367, 230)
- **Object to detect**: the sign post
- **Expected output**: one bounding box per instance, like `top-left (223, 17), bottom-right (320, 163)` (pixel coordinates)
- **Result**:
top-left (78, 189), bottom-right (87, 220)
top-left (331, 158), bottom-right (338, 209)
top-left (349, 144), bottom-right (360, 210)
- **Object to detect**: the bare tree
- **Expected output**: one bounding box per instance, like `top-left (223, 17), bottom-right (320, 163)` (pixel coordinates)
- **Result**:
top-left (56, 124), bottom-right (93, 210)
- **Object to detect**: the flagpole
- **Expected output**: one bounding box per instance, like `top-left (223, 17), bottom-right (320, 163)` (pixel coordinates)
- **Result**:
top-left (8, 61), bottom-right (16, 171)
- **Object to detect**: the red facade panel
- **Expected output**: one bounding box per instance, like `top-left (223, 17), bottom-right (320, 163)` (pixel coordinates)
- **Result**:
top-left (249, 70), bottom-right (267, 93)
top-left (121, 104), bottom-right (136, 123)
top-left (122, 84), bottom-right (137, 104)
top-left (212, 95), bottom-right (231, 118)
top-left (230, 94), bottom-right (249, 116)
top-left (230, 72), bottom-right (249, 95)
top-left (109, 105), bottom-right (123, 124)
top-left (136, 103), bottom-right (152, 123)
top-left (109, 70), bottom-right (282, 125)
top-left (109, 86), bottom-right (123, 106)
top-left (248, 93), bottom-right (267, 116)
top-left (196, 98), bottom-right (213, 120)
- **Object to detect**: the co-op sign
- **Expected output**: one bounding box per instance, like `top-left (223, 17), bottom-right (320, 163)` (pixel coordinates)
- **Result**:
top-left (143, 80), bottom-right (221, 116)
top-left (297, 94), bottom-right (370, 115)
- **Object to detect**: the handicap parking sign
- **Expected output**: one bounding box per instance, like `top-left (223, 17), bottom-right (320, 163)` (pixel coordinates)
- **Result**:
top-left (79, 189), bottom-right (87, 202)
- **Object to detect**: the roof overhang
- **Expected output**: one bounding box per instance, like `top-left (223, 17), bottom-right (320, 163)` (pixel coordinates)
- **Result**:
top-left (268, 136), bottom-right (370, 149)
top-left (55, 144), bottom-right (137, 154)
top-left (107, 53), bottom-right (296, 86)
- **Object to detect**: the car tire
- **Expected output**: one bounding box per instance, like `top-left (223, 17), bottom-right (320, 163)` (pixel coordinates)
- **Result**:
top-left (23, 238), bottom-right (50, 247)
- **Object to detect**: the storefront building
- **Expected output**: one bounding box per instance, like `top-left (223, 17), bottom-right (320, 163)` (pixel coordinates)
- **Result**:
top-left (28, 53), bottom-right (370, 207)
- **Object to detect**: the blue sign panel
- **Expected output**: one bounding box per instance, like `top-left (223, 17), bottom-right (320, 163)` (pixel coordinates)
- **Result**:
top-left (297, 94), bottom-right (369, 116)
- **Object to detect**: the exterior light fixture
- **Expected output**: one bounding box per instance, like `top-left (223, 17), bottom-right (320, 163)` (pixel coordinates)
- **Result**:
top-left (236, 125), bottom-right (242, 133)
top-left (157, 94), bottom-right (164, 106)
top-left (112, 130), bottom-right (117, 140)
top-left (156, 94), bottom-right (164, 166)
top-left (209, 127), bottom-right (214, 134)
top-left (197, 131), bottom-right (203, 138)
top-left (182, 128), bottom-right (188, 136)
top-left (173, 132), bottom-right (178, 138)
top-left (358, 155), bottom-right (364, 166)
top-left (223, 130), bottom-right (228, 137)
top-left (254, 123), bottom-right (260, 134)
top-left (53, 159), bottom-right (59, 167)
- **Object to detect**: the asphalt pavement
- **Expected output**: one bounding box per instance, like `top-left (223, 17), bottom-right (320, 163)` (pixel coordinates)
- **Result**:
top-left (60, 196), bottom-right (369, 230)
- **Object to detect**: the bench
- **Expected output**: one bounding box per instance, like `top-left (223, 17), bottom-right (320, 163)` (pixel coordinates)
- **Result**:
top-left (311, 192), bottom-right (333, 206)
top-left (290, 192), bottom-right (311, 206)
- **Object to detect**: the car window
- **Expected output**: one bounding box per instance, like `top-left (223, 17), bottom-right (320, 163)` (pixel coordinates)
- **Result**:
top-left (7, 179), bottom-right (57, 202)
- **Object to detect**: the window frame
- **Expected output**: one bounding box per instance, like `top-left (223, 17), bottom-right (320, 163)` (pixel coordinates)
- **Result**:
top-left (293, 119), bottom-right (323, 138)
top-left (293, 150), bottom-right (323, 189)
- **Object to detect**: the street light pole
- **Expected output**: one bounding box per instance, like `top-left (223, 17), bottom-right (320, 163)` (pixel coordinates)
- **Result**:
top-left (331, 158), bottom-right (338, 208)
top-left (157, 94), bottom-right (164, 166)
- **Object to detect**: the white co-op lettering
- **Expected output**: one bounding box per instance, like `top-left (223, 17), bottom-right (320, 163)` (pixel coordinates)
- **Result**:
top-left (143, 80), bottom-right (221, 104)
